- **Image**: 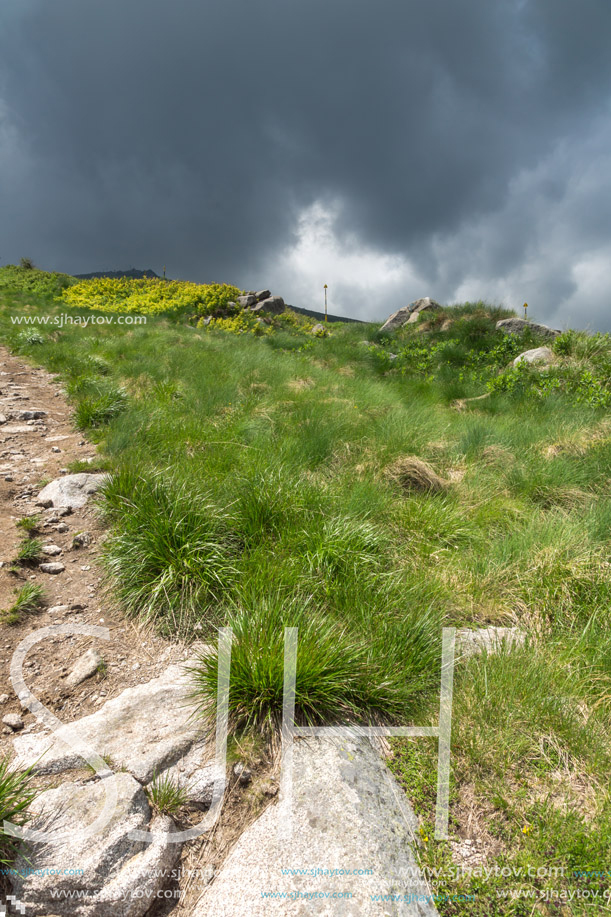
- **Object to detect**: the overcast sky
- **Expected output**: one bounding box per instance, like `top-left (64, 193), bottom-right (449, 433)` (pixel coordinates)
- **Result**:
top-left (1, 0), bottom-right (610, 329)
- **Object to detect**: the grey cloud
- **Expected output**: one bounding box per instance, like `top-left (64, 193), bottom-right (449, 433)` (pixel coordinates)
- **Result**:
top-left (1, 0), bottom-right (610, 329)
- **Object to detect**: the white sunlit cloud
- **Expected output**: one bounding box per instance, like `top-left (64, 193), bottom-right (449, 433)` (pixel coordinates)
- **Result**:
top-left (272, 200), bottom-right (425, 320)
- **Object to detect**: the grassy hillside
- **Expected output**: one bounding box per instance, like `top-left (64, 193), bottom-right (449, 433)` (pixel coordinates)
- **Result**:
top-left (1, 270), bottom-right (610, 912)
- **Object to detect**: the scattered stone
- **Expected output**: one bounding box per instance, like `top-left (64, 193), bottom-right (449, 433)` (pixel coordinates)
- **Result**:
top-left (3, 713), bottom-right (24, 731)
top-left (0, 694), bottom-right (9, 704)
top-left (39, 562), bottom-right (65, 574)
top-left (51, 446), bottom-right (61, 453)
top-left (457, 626), bottom-right (526, 658)
top-left (311, 323), bottom-right (327, 336)
top-left (0, 413), bottom-right (6, 424)
top-left (513, 346), bottom-right (554, 367)
top-left (233, 762), bottom-right (253, 786)
top-left (194, 736), bottom-right (435, 917)
top-left (19, 409), bottom-right (47, 420)
top-left (496, 318), bottom-right (561, 339)
top-left (4, 474), bottom-right (14, 482)
top-left (10, 774), bottom-right (179, 917)
top-left (380, 297), bottom-right (442, 333)
top-left (260, 781), bottom-right (278, 797)
top-left (12, 663), bottom-right (207, 783)
top-left (72, 531), bottom-right (92, 548)
top-left (48, 605), bottom-right (70, 615)
top-left (251, 296), bottom-right (285, 315)
top-left (65, 649), bottom-right (103, 689)
top-left (237, 294), bottom-right (257, 308)
top-left (37, 473), bottom-right (107, 510)
top-left (57, 522), bottom-right (69, 533)
top-left (256, 289), bottom-right (271, 301)
top-left (42, 544), bottom-right (62, 556)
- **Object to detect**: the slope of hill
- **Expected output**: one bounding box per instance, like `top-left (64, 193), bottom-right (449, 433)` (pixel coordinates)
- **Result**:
top-left (1, 271), bottom-right (610, 914)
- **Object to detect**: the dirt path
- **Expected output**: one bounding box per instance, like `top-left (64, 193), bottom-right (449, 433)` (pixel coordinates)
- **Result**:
top-left (0, 345), bottom-right (189, 739)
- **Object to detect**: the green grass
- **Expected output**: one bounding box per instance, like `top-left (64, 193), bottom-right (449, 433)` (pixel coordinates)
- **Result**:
top-left (1, 273), bottom-right (611, 913)
top-left (146, 771), bottom-right (189, 816)
top-left (15, 515), bottom-right (41, 534)
top-left (0, 757), bottom-right (36, 865)
top-left (15, 537), bottom-right (44, 566)
top-left (0, 583), bottom-right (46, 625)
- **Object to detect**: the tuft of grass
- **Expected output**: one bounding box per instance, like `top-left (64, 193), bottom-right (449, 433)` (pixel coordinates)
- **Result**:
top-left (188, 594), bottom-right (440, 733)
top-left (0, 757), bottom-right (36, 865)
top-left (15, 537), bottom-right (44, 566)
top-left (15, 515), bottom-right (41, 534)
top-left (100, 471), bottom-right (238, 633)
top-left (146, 772), bottom-right (189, 816)
top-left (75, 387), bottom-right (127, 429)
top-left (0, 583), bottom-right (45, 625)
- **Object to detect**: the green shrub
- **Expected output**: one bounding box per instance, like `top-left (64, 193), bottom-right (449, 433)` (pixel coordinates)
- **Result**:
top-left (1, 583), bottom-right (45, 625)
top-left (100, 472), bottom-right (238, 632)
top-left (15, 537), bottom-right (44, 566)
top-left (0, 757), bottom-right (36, 865)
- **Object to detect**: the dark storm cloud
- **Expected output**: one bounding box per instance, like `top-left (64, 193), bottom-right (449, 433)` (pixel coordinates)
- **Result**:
top-left (1, 0), bottom-right (610, 328)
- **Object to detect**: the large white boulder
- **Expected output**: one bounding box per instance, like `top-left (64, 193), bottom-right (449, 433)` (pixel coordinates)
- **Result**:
top-left (380, 298), bottom-right (442, 333)
top-left (37, 473), bottom-right (108, 510)
top-left (194, 735), bottom-right (438, 916)
top-left (12, 663), bottom-right (206, 783)
top-left (11, 773), bottom-right (179, 917)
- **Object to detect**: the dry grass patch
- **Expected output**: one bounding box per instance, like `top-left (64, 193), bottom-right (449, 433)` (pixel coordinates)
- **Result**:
top-left (385, 455), bottom-right (450, 494)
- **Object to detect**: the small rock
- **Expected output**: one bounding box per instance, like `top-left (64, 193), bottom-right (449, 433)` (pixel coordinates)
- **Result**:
top-left (251, 296), bottom-right (285, 316)
top-left (3, 713), bottom-right (24, 731)
top-left (496, 318), bottom-right (561, 339)
top-left (16, 410), bottom-right (47, 421)
top-left (37, 473), bottom-right (106, 510)
top-left (64, 649), bottom-right (103, 689)
top-left (42, 544), bottom-right (62, 556)
top-left (4, 474), bottom-right (14, 482)
top-left (51, 446), bottom-right (61, 453)
top-left (311, 323), bottom-right (327, 336)
top-left (261, 781), bottom-right (278, 797)
top-left (48, 605), bottom-right (69, 615)
top-left (256, 289), bottom-right (271, 301)
top-left (57, 522), bottom-right (69, 533)
top-left (39, 562), bottom-right (65, 574)
top-left (233, 762), bottom-right (253, 786)
top-left (513, 346), bottom-right (554, 367)
top-left (72, 532), bottom-right (92, 548)
top-left (237, 294), bottom-right (257, 309)
top-left (0, 694), bottom-right (9, 705)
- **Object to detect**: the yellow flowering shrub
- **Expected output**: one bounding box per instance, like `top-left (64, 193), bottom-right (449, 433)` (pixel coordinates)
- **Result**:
top-left (199, 309), bottom-right (316, 337)
top-left (199, 311), bottom-right (270, 335)
top-left (62, 277), bottom-right (242, 316)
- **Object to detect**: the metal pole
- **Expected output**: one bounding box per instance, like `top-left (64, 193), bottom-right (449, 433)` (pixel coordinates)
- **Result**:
top-left (324, 284), bottom-right (328, 322)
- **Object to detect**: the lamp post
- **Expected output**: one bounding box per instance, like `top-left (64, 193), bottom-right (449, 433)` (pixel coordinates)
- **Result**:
top-left (324, 284), bottom-right (328, 322)
top-left (523, 302), bottom-right (528, 320)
